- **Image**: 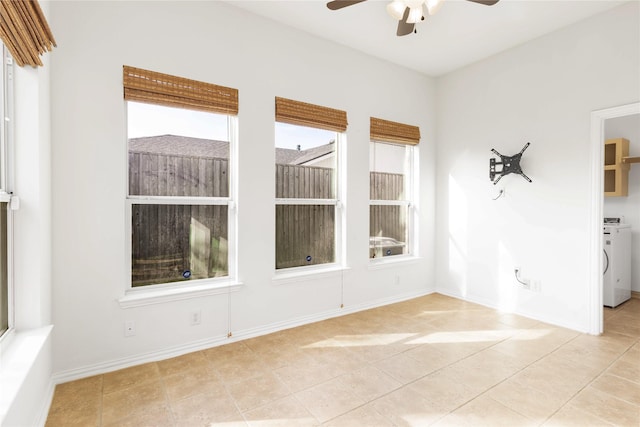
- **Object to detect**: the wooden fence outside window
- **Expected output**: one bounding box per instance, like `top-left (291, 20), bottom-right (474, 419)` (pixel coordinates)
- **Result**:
top-left (129, 152), bottom-right (404, 283)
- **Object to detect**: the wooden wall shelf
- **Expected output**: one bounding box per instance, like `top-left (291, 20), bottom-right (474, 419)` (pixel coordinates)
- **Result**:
top-left (604, 138), bottom-right (630, 197)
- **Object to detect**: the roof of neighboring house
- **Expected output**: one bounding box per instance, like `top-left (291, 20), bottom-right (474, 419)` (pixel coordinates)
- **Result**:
top-left (129, 135), bottom-right (228, 159)
top-left (129, 134), bottom-right (334, 165)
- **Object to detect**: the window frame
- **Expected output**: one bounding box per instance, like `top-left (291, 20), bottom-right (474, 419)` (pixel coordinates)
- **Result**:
top-left (123, 102), bottom-right (239, 295)
top-left (0, 46), bottom-right (15, 341)
top-left (274, 127), bottom-right (346, 275)
top-left (369, 139), bottom-right (418, 263)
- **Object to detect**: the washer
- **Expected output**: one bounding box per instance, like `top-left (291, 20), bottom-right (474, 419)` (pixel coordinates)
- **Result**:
top-left (603, 221), bottom-right (631, 308)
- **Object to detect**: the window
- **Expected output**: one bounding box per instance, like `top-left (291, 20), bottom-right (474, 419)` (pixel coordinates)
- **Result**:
top-left (275, 97), bottom-right (347, 270)
top-left (124, 66), bottom-right (238, 288)
top-left (0, 46), bottom-right (12, 337)
top-left (369, 117), bottom-right (420, 259)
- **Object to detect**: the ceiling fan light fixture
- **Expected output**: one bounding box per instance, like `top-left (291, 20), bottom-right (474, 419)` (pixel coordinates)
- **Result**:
top-left (406, 5), bottom-right (424, 24)
top-left (386, 0), bottom-right (406, 20)
top-left (425, 0), bottom-right (445, 15)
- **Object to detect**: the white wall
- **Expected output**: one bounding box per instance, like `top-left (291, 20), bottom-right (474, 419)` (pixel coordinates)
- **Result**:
top-left (49, 1), bottom-right (436, 376)
top-left (435, 2), bottom-right (640, 331)
top-left (604, 114), bottom-right (640, 291)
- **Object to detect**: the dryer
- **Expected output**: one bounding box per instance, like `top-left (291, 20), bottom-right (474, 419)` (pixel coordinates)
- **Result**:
top-left (603, 221), bottom-right (631, 308)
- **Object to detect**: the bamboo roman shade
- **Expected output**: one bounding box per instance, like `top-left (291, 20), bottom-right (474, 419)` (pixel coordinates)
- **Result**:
top-left (0, 0), bottom-right (56, 67)
top-left (123, 66), bottom-right (239, 115)
top-left (370, 117), bottom-right (420, 146)
top-left (275, 97), bottom-right (347, 133)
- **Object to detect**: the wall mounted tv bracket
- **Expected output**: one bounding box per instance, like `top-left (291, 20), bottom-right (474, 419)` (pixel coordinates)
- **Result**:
top-left (489, 142), bottom-right (532, 185)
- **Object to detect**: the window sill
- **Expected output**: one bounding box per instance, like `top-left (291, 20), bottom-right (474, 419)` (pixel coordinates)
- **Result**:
top-left (272, 265), bottom-right (350, 285)
top-left (367, 256), bottom-right (423, 270)
top-left (118, 280), bottom-right (244, 309)
top-left (0, 325), bottom-right (53, 425)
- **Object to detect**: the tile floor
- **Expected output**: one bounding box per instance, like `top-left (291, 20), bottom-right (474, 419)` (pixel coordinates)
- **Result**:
top-left (46, 293), bottom-right (640, 426)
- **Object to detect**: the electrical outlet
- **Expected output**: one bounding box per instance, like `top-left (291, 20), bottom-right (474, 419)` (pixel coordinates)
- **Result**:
top-left (124, 320), bottom-right (136, 337)
top-left (394, 275), bottom-right (400, 285)
top-left (532, 280), bottom-right (541, 292)
top-left (190, 310), bottom-right (201, 326)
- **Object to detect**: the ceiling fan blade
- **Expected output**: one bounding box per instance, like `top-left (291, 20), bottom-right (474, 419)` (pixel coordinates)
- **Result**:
top-left (396, 7), bottom-right (415, 36)
top-left (465, 0), bottom-right (500, 5)
top-left (326, 0), bottom-right (367, 11)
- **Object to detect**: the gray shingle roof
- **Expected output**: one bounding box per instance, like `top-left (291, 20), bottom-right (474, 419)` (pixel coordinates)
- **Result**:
top-left (129, 134), bottom-right (333, 165)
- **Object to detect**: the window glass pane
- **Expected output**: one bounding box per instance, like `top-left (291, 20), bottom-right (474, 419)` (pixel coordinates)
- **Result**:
top-left (370, 142), bottom-right (407, 201)
top-left (128, 102), bottom-right (229, 197)
top-left (275, 205), bottom-right (335, 269)
top-left (369, 205), bottom-right (408, 259)
top-left (275, 123), bottom-right (336, 199)
top-left (0, 203), bottom-right (7, 335)
top-left (132, 204), bottom-right (228, 287)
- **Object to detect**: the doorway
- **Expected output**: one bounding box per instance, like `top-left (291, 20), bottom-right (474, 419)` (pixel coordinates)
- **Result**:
top-left (589, 102), bottom-right (640, 335)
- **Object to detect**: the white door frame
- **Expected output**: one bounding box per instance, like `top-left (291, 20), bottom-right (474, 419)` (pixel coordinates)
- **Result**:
top-left (588, 102), bottom-right (640, 335)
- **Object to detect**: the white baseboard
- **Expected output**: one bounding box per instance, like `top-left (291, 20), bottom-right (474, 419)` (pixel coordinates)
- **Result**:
top-left (52, 289), bottom-right (433, 385)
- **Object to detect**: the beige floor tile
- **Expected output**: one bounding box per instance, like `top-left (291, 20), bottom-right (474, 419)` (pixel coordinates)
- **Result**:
top-left (370, 386), bottom-right (448, 426)
top-left (49, 375), bottom-right (103, 405)
top-left (408, 371), bottom-right (477, 412)
top-left (228, 371), bottom-right (291, 412)
top-left (274, 360), bottom-right (339, 392)
top-left (250, 346), bottom-right (309, 370)
top-left (590, 372), bottom-right (640, 406)
top-left (300, 346), bottom-right (368, 376)
top-left (102, 404), bottom-right (174, 427)
top-left (432, 395), bottom-right (536, 427)
top-left (47, 375), bottom-right (103, 426)
top-left (403, 342), bottom-right (464, 368)
top-left (336, 365), bottom-right (402, 402)
top-left (607, 358), bottom-right (640, 384)
top-left (45, 408), bottom-right (100, 427)
top-left (295, 377), bottom-right (367, 423)
top-left (101, 380), bottom-right (168, 425)
top-left (342, 339), bottom-right (416, 363)
top-left (507, 367), bottom-right (583, 403)
top-left (157, 350), bottom-right (211, 377)
top-left (213, 352), bottom-right (271, 385)
top-left (171, 387), bottom-right (245, 427)
top-left (568, 386), bottom-right (640, 426)
top-left (422, 339), bottom-right (495, 363)
top-left (103, 362), bottom-right (160, 394)
top-left (163, 363), bottom-right (222, 402)
top-left (440, 352), bottom-right (520, 394)
top-left (487, 379), bottom-right (567, 422)
top-left (605, 313), bottom-right (640, 338)
top-left (510, 352), bottom-right (596, 398)
top-left (543, 403), bottom-right (614, 426)
top-left (374, 351), bottom-right (441, 384)
top-left (243, 395), bottom-right (319, 427)
top-left (321, 404), bottom-right (394, 427)
top-left (491, 340), bottom-right (551, 366)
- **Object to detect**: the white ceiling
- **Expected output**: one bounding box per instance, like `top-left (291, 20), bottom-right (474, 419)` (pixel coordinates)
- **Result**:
top-left (227, 0), bottom-right (628, 76)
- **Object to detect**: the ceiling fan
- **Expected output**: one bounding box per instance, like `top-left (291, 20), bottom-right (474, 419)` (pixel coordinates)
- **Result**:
top-left (327, 0), bottom-right (500, 36)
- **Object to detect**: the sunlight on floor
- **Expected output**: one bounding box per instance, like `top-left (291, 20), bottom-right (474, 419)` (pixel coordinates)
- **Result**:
top-left (408, 328), bottom-right (550, 344)
top-left (304, 333), bottom-right (417, 348)
top-left (304, 327), bottom-right (552, 348)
